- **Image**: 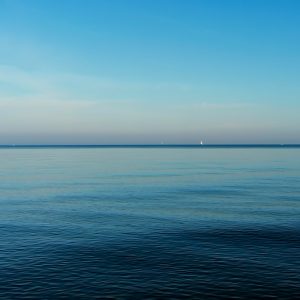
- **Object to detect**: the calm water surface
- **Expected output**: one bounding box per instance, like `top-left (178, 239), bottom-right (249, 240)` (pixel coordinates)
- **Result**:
top-left (0, 147), bottom-right (299, 299)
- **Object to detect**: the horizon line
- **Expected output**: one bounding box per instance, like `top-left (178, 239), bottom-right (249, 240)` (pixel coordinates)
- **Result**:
top-left (0, 144), bottom-right (300, 148)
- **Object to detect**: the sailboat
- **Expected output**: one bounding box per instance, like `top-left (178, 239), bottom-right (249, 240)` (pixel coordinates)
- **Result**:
top-left (200, 140), bottom-right (203, 145)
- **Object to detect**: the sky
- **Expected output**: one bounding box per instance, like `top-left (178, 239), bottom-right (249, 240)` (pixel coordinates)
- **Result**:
top-left (0, 0), bottom-right (299, 144)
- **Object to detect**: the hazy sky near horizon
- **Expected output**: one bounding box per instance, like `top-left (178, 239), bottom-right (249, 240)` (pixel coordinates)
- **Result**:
top-left (0, 0), bottom-right (299, 144)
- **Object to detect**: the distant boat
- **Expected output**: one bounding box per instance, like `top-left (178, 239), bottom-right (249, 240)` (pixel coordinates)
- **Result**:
top-left (200, 141), bottom-right (203, 145)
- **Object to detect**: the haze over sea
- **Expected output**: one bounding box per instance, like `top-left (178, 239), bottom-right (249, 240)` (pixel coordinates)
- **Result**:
top-left (0, 146), bottom-right (299, 299)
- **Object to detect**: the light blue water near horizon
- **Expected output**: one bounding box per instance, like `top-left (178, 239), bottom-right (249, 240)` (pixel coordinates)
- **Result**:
top-left (0, 147), bottom-right (300, 299)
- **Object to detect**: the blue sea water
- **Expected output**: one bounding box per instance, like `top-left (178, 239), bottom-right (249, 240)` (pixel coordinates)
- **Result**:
top-left (0, 146), bottom-right (299, 299)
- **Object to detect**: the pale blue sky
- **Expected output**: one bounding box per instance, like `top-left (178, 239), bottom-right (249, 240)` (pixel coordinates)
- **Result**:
top-left (0, 0), bottom-right (299, 144)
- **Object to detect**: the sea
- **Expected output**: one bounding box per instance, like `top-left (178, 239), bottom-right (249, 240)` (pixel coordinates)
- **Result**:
top-left (0, 145), bottom-right (299, 299)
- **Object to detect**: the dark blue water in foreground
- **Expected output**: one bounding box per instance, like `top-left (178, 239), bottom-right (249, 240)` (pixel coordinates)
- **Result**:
top-left (0, 147), bottom-right (299, 299)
